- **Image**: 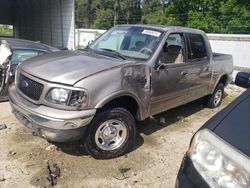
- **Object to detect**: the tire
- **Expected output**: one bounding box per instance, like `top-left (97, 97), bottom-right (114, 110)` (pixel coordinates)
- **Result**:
top-left (84, 107), bottom-right (136, 159)
top-left (206, 83), bottom-right (224, 108)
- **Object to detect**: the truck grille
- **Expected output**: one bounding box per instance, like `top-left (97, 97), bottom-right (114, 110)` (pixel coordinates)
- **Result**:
top-left (18, 74), bottom-right (44, 101)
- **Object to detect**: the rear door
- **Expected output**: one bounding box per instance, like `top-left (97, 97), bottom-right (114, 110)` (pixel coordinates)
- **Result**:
top-left (185, 33), bottom-right (212, 102)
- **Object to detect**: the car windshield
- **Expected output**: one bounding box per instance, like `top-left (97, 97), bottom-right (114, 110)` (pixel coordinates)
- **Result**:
top-left (88, 26), bottom-right (164, 61)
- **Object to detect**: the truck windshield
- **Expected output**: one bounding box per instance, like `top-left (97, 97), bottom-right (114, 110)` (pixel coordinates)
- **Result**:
top-left (88, 26), bottom-right (164, 61)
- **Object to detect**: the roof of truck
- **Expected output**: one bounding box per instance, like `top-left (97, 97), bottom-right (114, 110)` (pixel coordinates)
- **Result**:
top-left (116, 24), bottom-right (206, 35)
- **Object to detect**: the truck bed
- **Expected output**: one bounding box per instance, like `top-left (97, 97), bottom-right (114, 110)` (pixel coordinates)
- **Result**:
top-left (213, 52), bottom-right (232, 61)
top-left (213, 52), bottom-right (234, 84)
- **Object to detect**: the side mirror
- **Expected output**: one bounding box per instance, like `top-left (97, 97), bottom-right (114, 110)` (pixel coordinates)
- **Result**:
top-left (155, 60), bottom-right (167, 71)
top-left (235, 72), bottom-right (250, 89)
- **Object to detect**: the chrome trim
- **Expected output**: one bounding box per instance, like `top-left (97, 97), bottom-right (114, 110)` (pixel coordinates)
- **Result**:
top-left (17, 69), bottom-right (89, 110)
top-left (9, 84), bottom-right (96, 130)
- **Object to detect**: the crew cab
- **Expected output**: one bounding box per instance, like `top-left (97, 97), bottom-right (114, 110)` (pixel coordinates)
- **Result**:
top-left (176, 72), bottom-right (250, 188)
top-left (9, 25), bottom-right (233, 159)
top-left (0, 38), bottom-right (58, 101)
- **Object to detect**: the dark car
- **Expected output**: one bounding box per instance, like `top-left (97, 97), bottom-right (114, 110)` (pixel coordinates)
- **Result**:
top-left (0, 38), bottom-right (58, 101)
top-left (176, 72), bottom-right (250, 188)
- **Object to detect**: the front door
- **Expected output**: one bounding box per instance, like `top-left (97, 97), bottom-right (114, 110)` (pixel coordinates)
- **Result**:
top-left (150, 33), bottom-right (193, 115)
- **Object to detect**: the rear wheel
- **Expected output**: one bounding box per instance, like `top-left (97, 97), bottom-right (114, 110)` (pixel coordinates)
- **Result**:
top-left (84, 107), bottom-right (136, 159)
top-left (206, 83), bottom-right (224, 108)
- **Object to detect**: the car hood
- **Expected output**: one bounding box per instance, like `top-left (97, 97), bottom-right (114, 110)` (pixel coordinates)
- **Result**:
top-left (211, 91), bottom-right (250, 157)
top-left (19, 50), bottom-right (129, 85)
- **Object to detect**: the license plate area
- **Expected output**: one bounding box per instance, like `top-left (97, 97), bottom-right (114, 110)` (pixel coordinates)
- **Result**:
top-left (14, 110), bottom-right (33, 130)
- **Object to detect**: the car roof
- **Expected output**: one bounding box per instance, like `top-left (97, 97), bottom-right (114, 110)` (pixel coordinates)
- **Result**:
top-left (115, 24), bottom-right (205, 35)
top-left (0, 38), bottom-right (58, 52)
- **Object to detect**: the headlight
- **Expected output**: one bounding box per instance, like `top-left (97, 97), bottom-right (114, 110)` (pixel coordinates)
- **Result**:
top-left (47, 88), bottom-right (70, 105)
top-left (188, 129), bottom-right (250, 188)
top-left (46, 88), bottom-right (88, 108)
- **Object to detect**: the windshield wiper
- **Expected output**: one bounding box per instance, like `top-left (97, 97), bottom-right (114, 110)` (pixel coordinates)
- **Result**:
top-left (99, 48), bottom-right (127, 60)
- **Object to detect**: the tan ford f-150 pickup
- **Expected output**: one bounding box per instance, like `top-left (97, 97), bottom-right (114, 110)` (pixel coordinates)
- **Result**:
top-left (9, 25), bottom-right (233, 159)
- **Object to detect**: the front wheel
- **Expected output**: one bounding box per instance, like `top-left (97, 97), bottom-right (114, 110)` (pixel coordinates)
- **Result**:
top-left (205, 83), bottom-right (224, 108)
top-left (84, 107), bottom-right (136, 159)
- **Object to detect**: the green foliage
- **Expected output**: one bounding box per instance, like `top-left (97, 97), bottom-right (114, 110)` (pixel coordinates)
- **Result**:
top-left (187, 11), bottom-right (222, 33)
top-left (220, 0), bottom-right (250, 33)
top-left (91, 9), bottom-right (114, 29)
top-left (75, 0), bottom-right (250, 34)
top-left (0, 25), bottom-right (13, 37)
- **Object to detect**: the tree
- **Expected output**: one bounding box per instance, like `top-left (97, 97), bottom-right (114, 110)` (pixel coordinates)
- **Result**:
top-left (91, 9), bottom-right (114, 29)
top-left (220, 0), bottom-right (250, 33)
top-left (75, 0), bottom-right (93, 28)
top-left (141, 0), bottom-right (163, 23)
top-left (187, 11), bottom-right (222, 32)
top-left (75, 0), bottom-right (250, 34)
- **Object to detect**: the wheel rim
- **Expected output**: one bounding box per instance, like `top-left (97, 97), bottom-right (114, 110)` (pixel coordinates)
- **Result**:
top-left (95, 119), bottom-right (128, 151)
top-left (213, 90), bottom-right (222, 106)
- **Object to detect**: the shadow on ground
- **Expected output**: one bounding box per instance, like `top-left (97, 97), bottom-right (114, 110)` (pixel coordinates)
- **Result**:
top-left (137, 98), bottom-right (205, 136)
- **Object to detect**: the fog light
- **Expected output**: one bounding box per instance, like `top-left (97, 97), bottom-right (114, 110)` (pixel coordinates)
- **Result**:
top-left (63, 122), bottom-right (77, 128)
top-left (40, 129), bottom-right (57, 139)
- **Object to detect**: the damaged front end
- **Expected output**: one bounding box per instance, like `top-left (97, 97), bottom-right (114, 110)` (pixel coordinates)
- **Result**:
top-left (0, 40), bottom-right (12, 101)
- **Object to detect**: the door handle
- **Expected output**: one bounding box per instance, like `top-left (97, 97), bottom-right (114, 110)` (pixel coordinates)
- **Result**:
top-left (181, 72), bottom-right (189, 76)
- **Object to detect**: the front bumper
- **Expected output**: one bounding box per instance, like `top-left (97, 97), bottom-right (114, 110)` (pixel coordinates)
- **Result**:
top-left (9, 84), bottom-right (96, 142)
top-left (176, 154), bottom-right (210, 188)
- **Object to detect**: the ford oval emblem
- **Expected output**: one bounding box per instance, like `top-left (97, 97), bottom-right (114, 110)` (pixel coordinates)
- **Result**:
top-left (21, 80), bottom-right (29, 88)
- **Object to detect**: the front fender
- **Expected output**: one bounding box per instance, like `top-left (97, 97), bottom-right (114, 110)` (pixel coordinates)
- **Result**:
top-left (95, 91), bottom-right (147, 120)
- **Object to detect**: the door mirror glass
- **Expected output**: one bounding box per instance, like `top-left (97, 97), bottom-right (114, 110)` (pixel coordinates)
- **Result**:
top-left (235, 72), bottom-right (250, 89)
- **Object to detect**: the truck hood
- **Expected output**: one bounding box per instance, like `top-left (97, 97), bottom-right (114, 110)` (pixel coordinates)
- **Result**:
top-left (19, 50), bottom-right (129, 85)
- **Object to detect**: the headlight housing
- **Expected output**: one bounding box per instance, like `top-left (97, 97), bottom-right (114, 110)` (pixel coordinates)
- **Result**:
top-left (46, 88), bottom-right (88, 108)
top-left (188, 129), bottom-right (250, 188)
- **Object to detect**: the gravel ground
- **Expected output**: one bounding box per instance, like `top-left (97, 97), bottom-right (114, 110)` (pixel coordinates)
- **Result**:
top-left (0, 84), bottom-right (245, 188)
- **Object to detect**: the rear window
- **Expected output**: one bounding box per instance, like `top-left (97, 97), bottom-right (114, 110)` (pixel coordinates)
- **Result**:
top-left (187, 34), bottom-right (207, 60)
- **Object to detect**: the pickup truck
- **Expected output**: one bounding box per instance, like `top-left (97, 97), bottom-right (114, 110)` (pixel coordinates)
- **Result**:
top-left (9, 25), bottom-right (233, 159)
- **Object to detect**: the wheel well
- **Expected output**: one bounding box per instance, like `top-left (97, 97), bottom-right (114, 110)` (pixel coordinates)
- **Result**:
top-left (218, 75), bottom-right (228, 86)
top-left (99, 96), bottom-right (139, 119)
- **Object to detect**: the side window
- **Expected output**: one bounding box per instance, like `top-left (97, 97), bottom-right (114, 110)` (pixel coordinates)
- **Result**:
top-left (11, 50), bottom-right (39, 65)
top-left (166, 34), bottom-right (183, 47)
top-left (161, 33), bottom-right (184, 64)
top-left (187, 34), bottom-right (207, 60)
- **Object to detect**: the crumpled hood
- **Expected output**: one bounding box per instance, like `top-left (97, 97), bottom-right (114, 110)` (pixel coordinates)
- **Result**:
top-left (19, 50), bottom-right (128, 85)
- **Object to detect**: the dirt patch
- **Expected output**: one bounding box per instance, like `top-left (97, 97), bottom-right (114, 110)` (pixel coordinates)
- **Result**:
top-left (0, 85), bottom-right (245, 188)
